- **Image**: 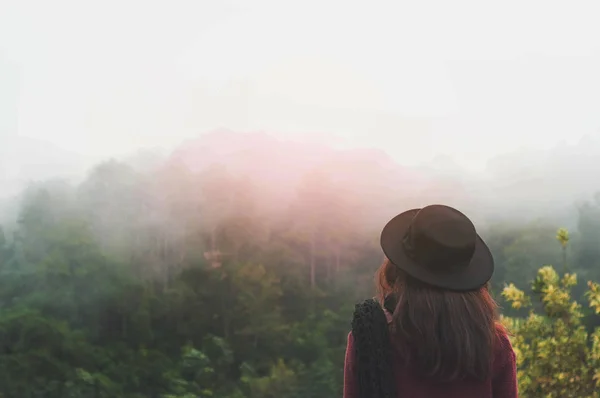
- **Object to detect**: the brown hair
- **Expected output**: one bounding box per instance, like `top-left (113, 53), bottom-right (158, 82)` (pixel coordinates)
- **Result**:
top-left (376, 258), bottom-right (502, 382)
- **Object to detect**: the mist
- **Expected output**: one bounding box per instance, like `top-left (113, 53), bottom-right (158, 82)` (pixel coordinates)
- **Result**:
top-left (2, 129), bottom-right (600, 231)
top-left (2, 1), bottom-right (600, 207)
top-left (2, 1), bottom-right (600, 169)
top-left (2, 0), bottom-right (600, 293)
top-left (2, 1), bottom-right (600, 396)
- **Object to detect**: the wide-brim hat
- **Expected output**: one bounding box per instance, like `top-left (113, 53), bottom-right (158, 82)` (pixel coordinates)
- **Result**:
top-left (380, 204), bottom-right (494, 291)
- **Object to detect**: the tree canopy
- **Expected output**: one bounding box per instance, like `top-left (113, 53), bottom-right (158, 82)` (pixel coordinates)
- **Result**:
top-left (0, 155), bottom-right (599, 397)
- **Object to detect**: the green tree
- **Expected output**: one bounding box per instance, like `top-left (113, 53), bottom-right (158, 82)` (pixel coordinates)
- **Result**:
top-left (502, 266), bottom-right (600, 397)
top-left (574, 194), bottom-right (600, 280)
top-left (240, 359), bottom-right (298, 398)
top-left (484, 221), bottom-right (563, 293)
top-left (556, 227), bottom-right (570, 272)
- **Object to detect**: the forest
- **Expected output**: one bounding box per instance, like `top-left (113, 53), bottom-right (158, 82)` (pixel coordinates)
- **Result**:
top-left (1, 132), bottom-right (600, 397)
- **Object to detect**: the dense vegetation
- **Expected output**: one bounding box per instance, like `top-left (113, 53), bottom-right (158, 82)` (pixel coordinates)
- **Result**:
top-left (1, 150), bottom-right (600, 397)
top-left (503, 265), bottom-right (600, 397)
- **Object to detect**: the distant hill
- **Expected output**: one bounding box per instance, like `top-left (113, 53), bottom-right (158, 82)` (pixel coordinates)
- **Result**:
top-left (168, 130), bottom-right (600, 228)
top-left (478, 134), bottom-right (600, 225)
top-left (167, 130), bottom-right (471, 229)
top-left (0, 136), bottom-right (90, 199)
top-left (3, 129), bottom-right (600, 230)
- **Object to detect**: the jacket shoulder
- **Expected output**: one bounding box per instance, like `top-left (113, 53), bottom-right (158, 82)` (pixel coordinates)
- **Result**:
top-left (494, 324), bottom-right (516, 370)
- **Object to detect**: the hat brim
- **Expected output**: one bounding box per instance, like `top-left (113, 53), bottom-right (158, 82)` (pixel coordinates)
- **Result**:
top-left (380, 208), bottom-right (494, 292)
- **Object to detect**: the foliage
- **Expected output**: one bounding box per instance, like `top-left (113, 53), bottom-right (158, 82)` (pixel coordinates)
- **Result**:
top-left (502, 265), bottom-right (600, 397)
top-left (2, 159), bottom-right (600, 396)
top-left (0, 162), bottom-right (354, 397)
top-left (556, 228), bottom-right (570, 249)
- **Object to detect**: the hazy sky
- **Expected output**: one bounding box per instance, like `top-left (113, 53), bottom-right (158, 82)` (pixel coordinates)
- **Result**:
top-left (2, 0), bottom-right (600, 170)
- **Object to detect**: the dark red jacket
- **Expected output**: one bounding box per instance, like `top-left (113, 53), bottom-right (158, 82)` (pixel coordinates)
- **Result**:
top-left (343, 311), bottom-right (518, 398)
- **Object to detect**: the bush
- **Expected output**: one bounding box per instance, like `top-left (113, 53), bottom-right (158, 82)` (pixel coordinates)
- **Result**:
top-left (502, 266), bottom-right (600, 397)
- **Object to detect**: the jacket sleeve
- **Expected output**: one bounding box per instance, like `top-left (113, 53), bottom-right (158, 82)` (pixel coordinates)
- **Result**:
top-left (343, 332), bottom-right (359, 398)
top-left (493, 334), bottom-right (518, 398)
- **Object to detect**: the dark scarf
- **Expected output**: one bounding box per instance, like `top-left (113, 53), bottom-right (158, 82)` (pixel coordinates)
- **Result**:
top-left (350, 295), bottom-right (398, 398)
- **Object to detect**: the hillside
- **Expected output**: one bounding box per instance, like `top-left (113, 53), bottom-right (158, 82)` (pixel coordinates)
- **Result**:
top-left (168, 130), bottom-right (435, 228)
top-left (0, 136), bottom-right (89, 199)
top-left (166, 130), bottom-right (599, 227)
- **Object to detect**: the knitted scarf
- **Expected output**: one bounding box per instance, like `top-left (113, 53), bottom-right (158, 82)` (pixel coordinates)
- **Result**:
top-left (350, 297), bottom-right (397, 398)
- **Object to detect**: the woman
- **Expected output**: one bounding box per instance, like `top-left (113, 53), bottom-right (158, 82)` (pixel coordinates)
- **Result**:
top-left (344, 204), bottom-right (518, 398)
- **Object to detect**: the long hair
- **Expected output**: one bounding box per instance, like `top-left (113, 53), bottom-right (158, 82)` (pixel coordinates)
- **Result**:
top-left (376, 258), bottom-right (501, 382)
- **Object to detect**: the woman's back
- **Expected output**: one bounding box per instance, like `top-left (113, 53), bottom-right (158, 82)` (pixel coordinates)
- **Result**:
top-left (392, 328), bottom-right (515, 397)
top-left (344, 325), bottom-right (517, 398)
top-left (343, 205), bottom-right (518, 398)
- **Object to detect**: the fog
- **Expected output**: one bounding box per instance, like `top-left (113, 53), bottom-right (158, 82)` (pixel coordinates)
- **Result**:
top-left (2, 0), bottom-right (600, 225)
top-left (5, 2), bottom-right (600, 395)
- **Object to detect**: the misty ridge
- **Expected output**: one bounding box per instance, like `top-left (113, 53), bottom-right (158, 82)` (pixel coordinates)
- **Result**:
top-left (2, 129), bottom-right (600, 232)
top-left (1, 128), bottom-right (599, 287)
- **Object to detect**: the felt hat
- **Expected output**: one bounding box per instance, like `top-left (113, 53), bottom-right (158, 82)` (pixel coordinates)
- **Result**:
top-left (380, 204), bottom-right (494, 291)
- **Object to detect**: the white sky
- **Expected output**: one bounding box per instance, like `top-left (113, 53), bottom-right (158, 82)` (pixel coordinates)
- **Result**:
top-left (1, 0), bottom-right (600, 170)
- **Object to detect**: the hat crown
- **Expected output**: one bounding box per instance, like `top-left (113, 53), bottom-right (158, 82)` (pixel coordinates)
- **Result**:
top-left (403, 205), bottom-right (477, 271)
top-left (380, 203), bottom-right (493, 291)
